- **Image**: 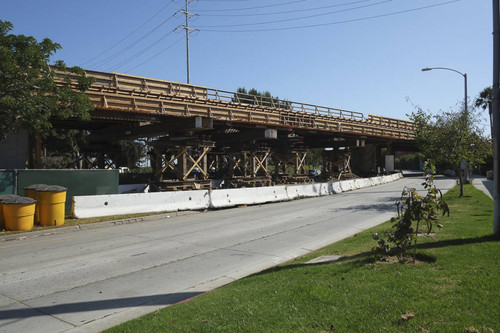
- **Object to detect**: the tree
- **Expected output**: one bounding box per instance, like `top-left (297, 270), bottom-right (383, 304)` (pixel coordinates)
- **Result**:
top-left (0, 20), bottom-right (94, 141)
top-left (233, 87), bottom-right (290, 109)
top-left (409, 104), bottom-right (492, 197)
top-left (107, 140), bottom-right (147, 170)
top-left (373, 161), bottom-right (449, 263)
top-left (475, 86), bottom-right (492, 111)
top-left (41, 128), bottom-right (88, 168)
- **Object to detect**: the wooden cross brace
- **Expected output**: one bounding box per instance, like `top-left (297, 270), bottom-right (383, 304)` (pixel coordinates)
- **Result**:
top-left (294, 151), bottom-right (308, 175)
top-left (154, 147), bottom-right (188, 178)
top-left (232, 155), bottom-right (245, 174)
top-left (253, 151), bottom-right (270, 177)
top-left (183, 147), bottom-right (211, 181)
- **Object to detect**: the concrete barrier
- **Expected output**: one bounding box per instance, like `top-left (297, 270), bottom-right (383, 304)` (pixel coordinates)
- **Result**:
top-left (319, 183), bottom-right (331, 196)
top-left (72, 190), bottom-right (210, 219)
top-left (368, 177), bottom-right (380, 186)
top-left (339, 180), bottom-right (355, 192)
top-left (353, 178), bottom-right (371, 189)
top-left (286, 184), bottom-right (324, 200)
top-left (328, 181), bottom-right (343, 194)
top-left (72, 173), bottom-right (405, 218)
top-left (209, 186), bottom-right (288, 209)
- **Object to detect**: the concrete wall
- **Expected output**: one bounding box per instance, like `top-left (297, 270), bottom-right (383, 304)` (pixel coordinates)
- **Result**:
top-left (72, 173), bottom-right (403, 219)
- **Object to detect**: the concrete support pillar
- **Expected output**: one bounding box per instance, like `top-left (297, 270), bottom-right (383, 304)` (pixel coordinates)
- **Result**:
top-left (351, 143), bottom-right (378, 175)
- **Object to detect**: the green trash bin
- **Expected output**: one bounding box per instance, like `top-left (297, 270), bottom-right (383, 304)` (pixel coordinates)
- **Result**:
top-left (2, 196), bottom-right (37, 231)
top-left (24, 184), bottom-right (48, 225)
top-left (0, 194), bottom-right (20, 230)
top-left (38, 185), bottom-right (67, 227)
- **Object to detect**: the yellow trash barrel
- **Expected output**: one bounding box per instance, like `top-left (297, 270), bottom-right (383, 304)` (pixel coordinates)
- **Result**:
top-left (38, 185), bottom-right (67, 227)
top-left (24, 184), bottom-right (48, 225)
top-left (0, 194), bottom-right (20, 230)
top-left (2, 196), bottom-right (37, 231)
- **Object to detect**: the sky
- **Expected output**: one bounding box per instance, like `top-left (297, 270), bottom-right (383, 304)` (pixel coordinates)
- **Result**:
top-left (2, 0), bottom-right (493, 124)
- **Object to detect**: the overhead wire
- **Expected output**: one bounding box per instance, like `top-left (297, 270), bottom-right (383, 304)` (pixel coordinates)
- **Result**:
top-left (195, 0), bottom-right (461, 32)
top-left (193, 0), bottom-right (308, 12)
top-left (195, 0), bottom-right (392, 28)
top-left (195, 0), bottom-right (376, 17)
top-left (82, 0), bottom-right (461, 74)
top-left (108, 30), bottom-right (177, 72)
top-left (124, 36), bottom-right (185, 73)
top-left (82, 1), bottom-right (178, 67)
top-left (92, 13), bottom-right (180, 69)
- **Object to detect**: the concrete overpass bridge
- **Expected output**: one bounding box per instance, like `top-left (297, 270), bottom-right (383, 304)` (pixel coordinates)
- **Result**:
top-left (53, 68), bottom-right (416, 190)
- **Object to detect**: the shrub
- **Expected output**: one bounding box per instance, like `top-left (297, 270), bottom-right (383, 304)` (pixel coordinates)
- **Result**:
top-left (373, 161), bottom-right (449, 262)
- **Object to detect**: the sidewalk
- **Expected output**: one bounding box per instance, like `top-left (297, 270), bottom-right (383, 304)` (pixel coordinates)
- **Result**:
top-left (471, 176), bottom-right (493, 199)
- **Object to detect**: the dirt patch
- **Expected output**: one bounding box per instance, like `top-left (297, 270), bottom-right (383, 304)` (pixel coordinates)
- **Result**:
top-left (376, 253), bottom-right (436, 265)
top-left (398, 310), bottom-right (415, 324)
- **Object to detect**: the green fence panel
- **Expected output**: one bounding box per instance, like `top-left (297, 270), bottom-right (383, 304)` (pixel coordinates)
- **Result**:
top-left (0, 170), bottom-right (15, 195)
top-left (17, 170), bottom-right (119, 214)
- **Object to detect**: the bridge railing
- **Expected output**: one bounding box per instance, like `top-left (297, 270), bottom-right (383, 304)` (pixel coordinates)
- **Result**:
top-left (52, 68), bottom-right (414, 139)
top-left (367, 114), bottom-right (415, 131)
top-left (205, 88), bottom-right (366, 122)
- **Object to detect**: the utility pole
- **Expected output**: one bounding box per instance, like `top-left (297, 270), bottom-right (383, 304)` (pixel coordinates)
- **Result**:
top-left (493, 0), bottom-right (500, 236)
top-left (178, 0), bottom-right (197, 84)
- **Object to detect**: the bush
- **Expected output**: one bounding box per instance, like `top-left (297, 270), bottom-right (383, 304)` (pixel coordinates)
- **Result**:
top-left (373, 161), bottom-right (449, 262)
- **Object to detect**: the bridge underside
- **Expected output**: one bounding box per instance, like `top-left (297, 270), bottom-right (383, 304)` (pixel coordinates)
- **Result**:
top-left (49, 111), bottom-right (416, 190)
top-left (36, 68), bottom-right (418, 190)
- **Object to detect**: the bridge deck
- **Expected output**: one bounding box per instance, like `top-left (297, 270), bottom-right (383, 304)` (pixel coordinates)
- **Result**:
top-left (54, 68), bottom-right (415, 141)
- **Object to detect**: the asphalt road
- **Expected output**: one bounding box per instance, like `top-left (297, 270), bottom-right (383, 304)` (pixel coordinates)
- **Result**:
top-left (0, 177), bottom-right (457, 332)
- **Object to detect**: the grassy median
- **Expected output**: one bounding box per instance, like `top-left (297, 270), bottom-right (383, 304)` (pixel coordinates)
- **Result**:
top-left (107, 184), bottom-right (499, 332)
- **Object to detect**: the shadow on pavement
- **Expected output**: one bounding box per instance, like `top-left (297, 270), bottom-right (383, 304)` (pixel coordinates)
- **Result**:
top-left (330, 199), bottom-right (399, 213)
top-left (481, 180), bottom-right (494, 197)
top-left (0, 292), bottom-right (202, 320)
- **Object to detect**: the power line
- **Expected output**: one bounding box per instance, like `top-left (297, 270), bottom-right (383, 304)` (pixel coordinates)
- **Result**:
top-left (195, 0), bottom-right (392, 28)
top-left (81, 1), bottom-right (177, 67)
top-left (195, 0), bottom-right (376, 17)
top-left (124, 36), bottom-right (185, 73)
top-left (195, 0), bottom-right (460, 32)
top-left (193, 0), bottom-right (307, 12)
top-left (108, 30), bottom-right (177, 72)
top-left (91, 14), bottom-right (179, 69)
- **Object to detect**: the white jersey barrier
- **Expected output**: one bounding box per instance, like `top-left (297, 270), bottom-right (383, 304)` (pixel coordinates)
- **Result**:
top-left (286, 183), bottom-right (327, 200)
top-left (210, 186), bottom-right (288, 209)
top-left (72, 172), bottom-right (403, 218)
top-left (339, 179), bottom-right (355, 192)
top-left (72, 190), bottom-right (210, 219)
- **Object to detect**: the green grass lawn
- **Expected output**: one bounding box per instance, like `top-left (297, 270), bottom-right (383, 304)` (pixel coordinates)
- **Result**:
top-left (107, 184), bottom-right (499, 332)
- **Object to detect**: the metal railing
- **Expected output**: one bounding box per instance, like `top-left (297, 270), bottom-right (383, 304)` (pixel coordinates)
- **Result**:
top-left (52, 68), bottom-right (415, 140)
top-left (205, 88), bottom-right (366, 122)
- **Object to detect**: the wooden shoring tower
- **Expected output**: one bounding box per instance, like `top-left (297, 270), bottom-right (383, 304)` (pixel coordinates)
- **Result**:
top-left (217, 147), bottom-right (272, 188)
top-left (273, 148), bottom-right (311, 184)
top-left (321, 149), bottom-right (357, 180)
top-left (149, 138), bottom-right (215, 191)
top-left (79, 153), bottom-right (117, 170)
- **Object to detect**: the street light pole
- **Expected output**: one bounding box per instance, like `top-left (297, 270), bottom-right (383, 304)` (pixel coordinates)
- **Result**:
top-left (421, 66), bottom-right (469, 190)
top-left (421, 67), bottom-right (468, 114)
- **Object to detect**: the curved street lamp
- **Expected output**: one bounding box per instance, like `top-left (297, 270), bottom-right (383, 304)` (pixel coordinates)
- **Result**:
top-left (421, 67), bottom-right (468, 114)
